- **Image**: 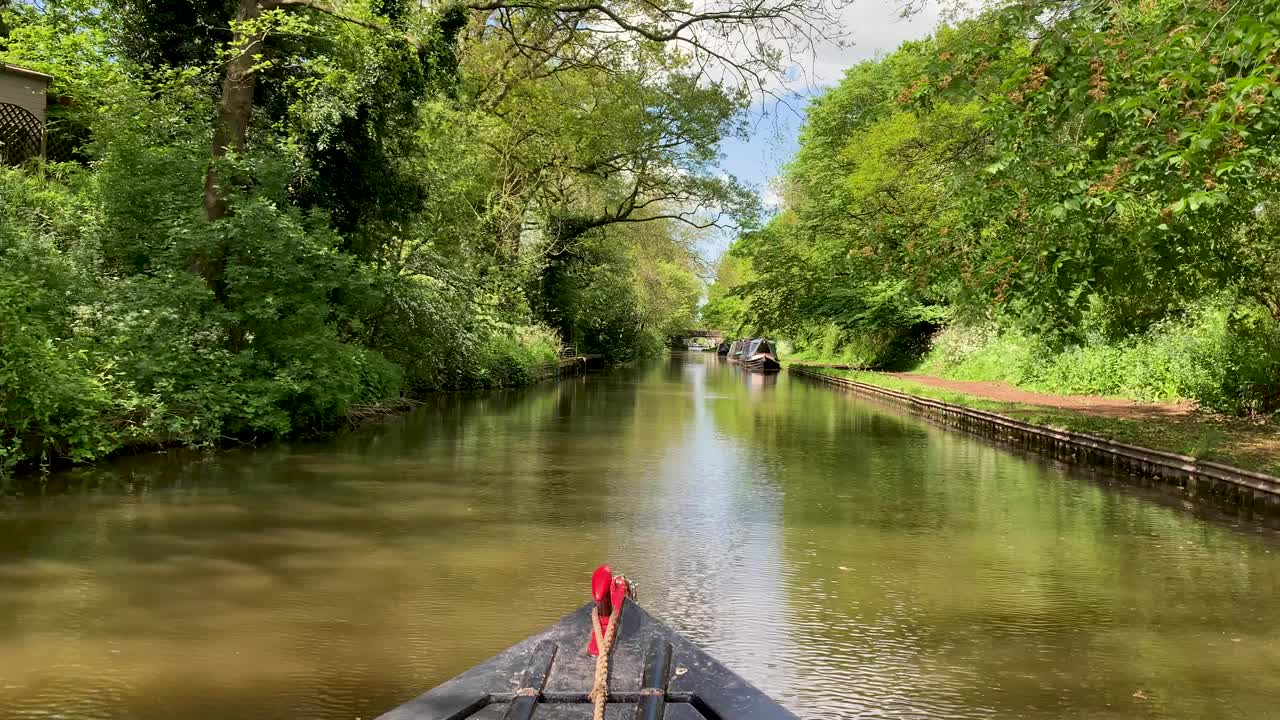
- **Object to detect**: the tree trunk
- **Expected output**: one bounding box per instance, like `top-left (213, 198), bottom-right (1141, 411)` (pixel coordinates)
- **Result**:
top-left (203, 0), bottom-right (264, 223)
top-left (198, 0), bottom-right (264, 354)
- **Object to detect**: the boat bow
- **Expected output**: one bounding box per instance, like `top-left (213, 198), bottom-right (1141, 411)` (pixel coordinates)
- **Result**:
top-left (378, 600), bottom-right (797, 720)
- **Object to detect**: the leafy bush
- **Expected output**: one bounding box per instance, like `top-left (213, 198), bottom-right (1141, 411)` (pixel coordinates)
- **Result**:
top-left (467, 324), bottom-right (561, 387)
top-left (0, 159), bottom-right (417, 478)
top-left (0, 166), bottom-right (126, 471)
top-left (0, 0), bottom-right (767, 480)
top-left (921, 296), bottom-right (1280, 414)
top-left (919, 325), bottom-right (1032, 384)
top-left (540, 229), bottom-right (700, 362)
top-left (706, 0), bottom-right (1280, 417)
top-left (0, 156), bottom-right (570, 477)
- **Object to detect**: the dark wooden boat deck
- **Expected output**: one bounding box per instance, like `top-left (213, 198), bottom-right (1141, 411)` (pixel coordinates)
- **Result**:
top-left (378, 601), bottom-right (797, 720)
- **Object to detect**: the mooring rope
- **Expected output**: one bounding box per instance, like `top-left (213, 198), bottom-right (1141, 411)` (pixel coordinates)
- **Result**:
top-left (589, 604), bottom-right (621, 720)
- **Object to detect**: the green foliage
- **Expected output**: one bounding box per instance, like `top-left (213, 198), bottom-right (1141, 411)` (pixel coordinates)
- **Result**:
top-left (913, 0), bottom-right (1280, 334)
top-left (723, 211), bottom-right (946, 369)
top-left (699, 251), bottom-right (754, 335)
top-left (261, 9), bottom-right (463, 251)
top-left (708, 0), bottom-right (1280, 414)
top-left (922, 296), bottom-right (1280, 414)
top-left (0, 155), bottom-right (410, 476)
top-left (103, 0), bottom-right (236, 68)
top-left (1, 0), bottom-right (755, 475)
top-left (468, 324), bottom-right (561, 387)
top-left (0, 167), bottom-right (124, 470)
top-left (540, 224), bottom-right (702, 361)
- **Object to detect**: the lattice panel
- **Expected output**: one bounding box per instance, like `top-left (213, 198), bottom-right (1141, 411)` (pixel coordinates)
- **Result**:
top-left (0, 102), bottom-right (44, 166)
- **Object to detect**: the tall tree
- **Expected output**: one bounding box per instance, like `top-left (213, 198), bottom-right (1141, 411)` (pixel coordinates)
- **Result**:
top-left (104, 0), bottom-right (237, 67)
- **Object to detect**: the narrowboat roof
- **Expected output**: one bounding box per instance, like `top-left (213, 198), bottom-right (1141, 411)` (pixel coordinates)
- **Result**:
top-left (377, 600), bottom-right (797, 720)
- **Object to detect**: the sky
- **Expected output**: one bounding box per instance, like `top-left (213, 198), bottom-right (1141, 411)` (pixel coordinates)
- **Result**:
top-left (705, 0), bottom-right (945, 259)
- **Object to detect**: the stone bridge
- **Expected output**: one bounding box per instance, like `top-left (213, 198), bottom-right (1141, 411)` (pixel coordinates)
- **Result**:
top-left (669, 329), bottom-right (724, 348)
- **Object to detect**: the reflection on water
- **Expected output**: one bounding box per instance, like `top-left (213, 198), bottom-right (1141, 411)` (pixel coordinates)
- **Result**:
top-left (2, 355), bottom-right (1280, 719)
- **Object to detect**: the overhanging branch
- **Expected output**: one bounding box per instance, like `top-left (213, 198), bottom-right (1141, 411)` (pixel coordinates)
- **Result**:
top-left (269, 0), bottom-right (424, 48)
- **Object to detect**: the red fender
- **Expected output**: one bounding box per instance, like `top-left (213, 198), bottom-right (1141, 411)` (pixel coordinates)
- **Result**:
top-left (587, 564), bottom-right (630, 656)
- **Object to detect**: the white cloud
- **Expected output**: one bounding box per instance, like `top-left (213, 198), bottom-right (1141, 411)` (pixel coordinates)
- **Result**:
top-left (801, 0), bottom-right (943, 88)
top-left (686, 0), bottom-right (946, 98)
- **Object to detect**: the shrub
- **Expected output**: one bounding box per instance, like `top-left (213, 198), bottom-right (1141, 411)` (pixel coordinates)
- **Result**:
top-left (0, 166), bottom-right (126, 472)
top-left (920, 295), bottom-right (1280, 414)
top-left (468, 324), bottom-right (561, 387)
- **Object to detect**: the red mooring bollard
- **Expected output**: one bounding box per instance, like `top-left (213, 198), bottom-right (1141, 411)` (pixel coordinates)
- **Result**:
top-left (588, 564), bottom-right (630, 656)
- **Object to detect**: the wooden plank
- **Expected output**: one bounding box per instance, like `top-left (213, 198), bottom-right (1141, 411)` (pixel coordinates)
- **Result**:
top-left (0, 66), bottom-right (50, 122)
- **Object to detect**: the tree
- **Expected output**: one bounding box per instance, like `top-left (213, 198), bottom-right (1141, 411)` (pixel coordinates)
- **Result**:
top-left (461, 0), bottom-right (853, 97)
top-left (0, 0), bottom-right (868, 474)
top-left (700, 250), bottom-right (754, 335)
top-left (104, 0), bottom-right (237, 67)
top-left (918, 0), bottom-right (1280, 334)
top-left (711, 0), bottom-right (1280, 408)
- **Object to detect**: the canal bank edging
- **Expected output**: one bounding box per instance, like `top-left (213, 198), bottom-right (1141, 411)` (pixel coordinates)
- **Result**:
top-left (533, 354), bottom-right (605, 381)
top-left (788, 365), bottom-right (1280, 514)
top-left (535, 357), bottom-right (584, 380)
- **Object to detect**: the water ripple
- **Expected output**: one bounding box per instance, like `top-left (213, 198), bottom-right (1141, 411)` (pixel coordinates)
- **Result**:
top-left (2, 357), bottom-right (1280, 719)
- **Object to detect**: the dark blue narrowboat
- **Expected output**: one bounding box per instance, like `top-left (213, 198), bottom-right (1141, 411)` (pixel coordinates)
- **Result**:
top-left (740, 339), bottom-right (781, 372)
top-left (377, 566), bottom-right (797, 720)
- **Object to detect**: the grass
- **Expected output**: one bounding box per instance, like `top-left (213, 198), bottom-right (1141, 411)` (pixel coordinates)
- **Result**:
top-left (782, 344), bottom-right (872, 369)
top-left (802, 367), bottom-right (1280, 478)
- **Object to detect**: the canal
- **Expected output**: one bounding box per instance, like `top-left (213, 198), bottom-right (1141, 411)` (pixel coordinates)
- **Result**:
top-left (2, 355), bottom-right (1279, 719)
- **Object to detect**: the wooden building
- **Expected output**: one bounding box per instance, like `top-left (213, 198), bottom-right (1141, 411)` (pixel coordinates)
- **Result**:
top-left (0, 63), bottom-right (53, 164)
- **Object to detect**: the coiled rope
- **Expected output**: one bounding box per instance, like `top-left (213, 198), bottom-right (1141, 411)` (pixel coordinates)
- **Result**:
top-left (589, 605), bottom-right (621, 720)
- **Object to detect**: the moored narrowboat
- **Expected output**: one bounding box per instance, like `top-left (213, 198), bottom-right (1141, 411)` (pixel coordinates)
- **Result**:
top-left (377, 565), bottom-right (797, 720)
top-left (727, 340), bottom-right (745, 362)
top-left (740, 338), bottom-right (781, 372)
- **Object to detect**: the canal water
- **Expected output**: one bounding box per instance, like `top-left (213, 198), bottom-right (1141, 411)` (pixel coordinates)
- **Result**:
top-left (2, 355), bottom-right (1279, 719)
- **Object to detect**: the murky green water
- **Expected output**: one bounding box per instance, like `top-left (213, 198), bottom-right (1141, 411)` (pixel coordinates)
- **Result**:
top-left (2, 355), bottom-right (1279, 719)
